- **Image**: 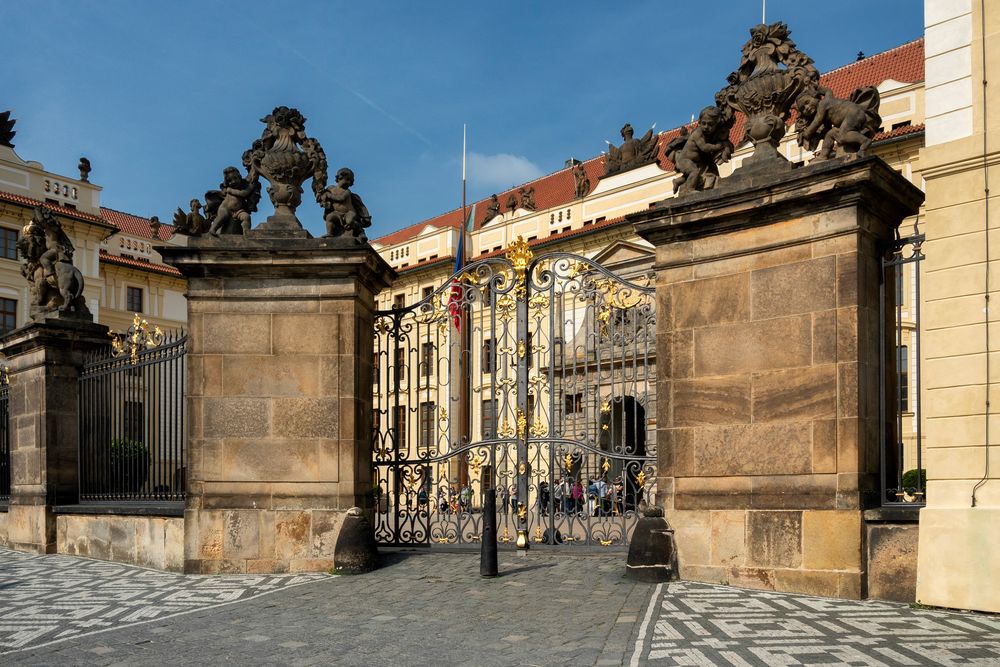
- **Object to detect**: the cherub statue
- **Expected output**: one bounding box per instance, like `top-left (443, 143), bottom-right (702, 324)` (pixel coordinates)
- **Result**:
top-left (795, 85), bottom-right (881, 159)
top-left (318, 167), bottom-right (371, 243)
top-left (519, 186), bottom-right (536, 211)
top-left (482, 194), bottom-right (502, 224)
top-left (573, 163), bottom-right (590, 198)
top-left (17, 206), bottom-right (89, 319)
top-left (505, 192), bottom-right (518, 212)
top-left (666, 106), bottom-right (734, 195)
top-left (149, 215), bottom-right (161, 238)
top-left (205, 166), bottom-right (261, 236)
top-left (171, 199), bottom-right (207, 236)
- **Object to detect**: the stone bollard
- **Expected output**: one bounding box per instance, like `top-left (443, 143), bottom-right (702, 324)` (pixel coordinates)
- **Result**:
top-left (333, 507), bottom-right (377, 574)
top-left (625, 506), bottom-right (678, 582)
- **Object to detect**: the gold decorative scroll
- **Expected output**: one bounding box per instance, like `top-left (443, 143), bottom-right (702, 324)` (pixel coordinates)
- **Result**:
top-left (109, 313), bottom-right (165, 365)
top-left (516, 409), bottom-right (526, 440)
top-left (505, 236), bottom-right (533, 300)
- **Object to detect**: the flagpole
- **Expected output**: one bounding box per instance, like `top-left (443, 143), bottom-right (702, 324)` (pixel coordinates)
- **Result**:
top-left (458, 125), bottom-right (472, 488)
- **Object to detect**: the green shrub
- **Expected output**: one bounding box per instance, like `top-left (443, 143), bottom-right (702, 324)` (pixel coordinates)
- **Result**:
top-left (110, 437), bottom-right (147, 460)
top-left (901, 468), bottom-right (926, 491)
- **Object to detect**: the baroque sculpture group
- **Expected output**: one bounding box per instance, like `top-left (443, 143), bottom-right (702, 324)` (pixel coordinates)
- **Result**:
top-left (171, 106), bottom-right (371, 242)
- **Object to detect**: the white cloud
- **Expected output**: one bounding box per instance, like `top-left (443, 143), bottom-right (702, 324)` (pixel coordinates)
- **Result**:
top-left (467, 152), bottom-right (544, 190)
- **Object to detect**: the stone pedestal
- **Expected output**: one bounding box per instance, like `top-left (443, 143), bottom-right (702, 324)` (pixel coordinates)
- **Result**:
top-left (161, 235), bottom-right (393, 574)
top-left (0, 319), bottom-right (110, 553)
top-left (632, 157), bottom-right (923, 598)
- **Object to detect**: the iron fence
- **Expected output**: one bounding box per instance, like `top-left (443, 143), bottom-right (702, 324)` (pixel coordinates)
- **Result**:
top-left (0, 373), bottom-right (9, 504)
top-left (78, 324), bottom-right (187, 503)
top-left (879, 224), bottom-right (924, 506)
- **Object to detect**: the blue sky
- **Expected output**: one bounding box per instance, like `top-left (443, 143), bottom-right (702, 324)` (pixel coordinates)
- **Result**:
top-left (2, 1), bottom-right (923, 239)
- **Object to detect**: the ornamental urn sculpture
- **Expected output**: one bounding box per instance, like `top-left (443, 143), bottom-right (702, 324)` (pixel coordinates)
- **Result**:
top-left (722, 22), bottom-right (819, 172)
top-left (246, 106), bottom-right (328, 233)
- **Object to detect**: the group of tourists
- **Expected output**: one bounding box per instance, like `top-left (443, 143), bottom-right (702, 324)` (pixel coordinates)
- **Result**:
top-left (498, 475), bottom-right (630, 517)
top-left (416, 473), bottom-right (637, 517)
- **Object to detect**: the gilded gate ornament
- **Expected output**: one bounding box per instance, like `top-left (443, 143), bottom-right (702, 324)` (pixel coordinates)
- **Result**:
top-left (110, 313), bottom-right (165, 365)
top-left (505, 236), bottom-right (533, 299)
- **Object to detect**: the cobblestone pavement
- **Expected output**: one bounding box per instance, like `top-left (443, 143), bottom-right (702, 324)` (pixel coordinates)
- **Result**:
top-left (2, 547), bottom-right (999, 666)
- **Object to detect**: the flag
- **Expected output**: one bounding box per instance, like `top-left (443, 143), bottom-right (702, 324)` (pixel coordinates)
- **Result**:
top-left (447, 204), bottom-right (474, 330)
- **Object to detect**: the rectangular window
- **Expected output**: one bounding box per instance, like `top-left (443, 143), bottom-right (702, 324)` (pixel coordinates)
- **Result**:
top-left (419, 401), bottom-right (435, 455)
top-left (481, 399), bottom-right (496, 439)
top-left (0, 228), bottom-right (17, 260)
top-left (392, 293), bottom-right (406, 309)
top-left (482, 339), bottom-right (494, 374)
top-left (393, 405), bottom-right (407, 451)
top-left (0, 298), bottom-right (15, 335)
top-left (421, 342), bottom-right (434, 378)
top-left (422, 286), bottom-right (434, 300)
top-left (898, 345), bottom-right (909, 412)
top-left (124, 401), bottom-right (144, 442)
top-left (895, 266), bottom-right (905, 307)
top-left (126, 286), bottom-right (143, 313)
top-left (564, 393), bottom-right (583, 415)
top-left (394, 346), bottom-right (406, 382)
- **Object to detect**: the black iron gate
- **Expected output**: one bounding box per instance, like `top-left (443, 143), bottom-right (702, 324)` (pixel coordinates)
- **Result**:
top-left (78, 315), bottom-right (187, 503)
top-left (373, 238), bottom-right (656, 548)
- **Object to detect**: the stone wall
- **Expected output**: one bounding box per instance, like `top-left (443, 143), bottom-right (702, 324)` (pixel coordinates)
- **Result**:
top-left (634, 157), bottom-right (923, 599)
top-left (162, 236), bottom-right (393, 574)
top-left (865, 514), bottom-right (919, 602)
top-left (57, 514), bottom-right (184, 572)
top-left (0, 509), bottom-right (8, 547)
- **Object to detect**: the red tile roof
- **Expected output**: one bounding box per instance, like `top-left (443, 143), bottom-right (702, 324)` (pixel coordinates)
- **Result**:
top-left (872, 122), bottom-right (925, 142)
top-left (0, 189), bottom-right (107, 225)
top-left (100, 207), bottom-right (175, 241)
top-left (99, 250), bottom-right (182, 277)
top-left (375, 38), bottom-right (924, 248)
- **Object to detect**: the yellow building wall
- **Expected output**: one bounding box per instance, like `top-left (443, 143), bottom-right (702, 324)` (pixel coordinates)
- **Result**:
top-left (916, 0), bottom-right (1000, 613)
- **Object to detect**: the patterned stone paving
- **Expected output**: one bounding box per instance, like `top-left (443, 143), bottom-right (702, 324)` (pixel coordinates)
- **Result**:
top-left (0, 548), bottom-right (327, 654)
top-left (631, 581), bottom-right (1000, 666)
top-left (2, 548), bottom-right (999, 665)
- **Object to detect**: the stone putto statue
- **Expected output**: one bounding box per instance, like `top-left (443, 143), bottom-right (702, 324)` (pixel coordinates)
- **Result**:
top-left (603, 123), bottom-right (659, 177)
top-left (17, 206), bottom-right (90, 321)
top-left (482, 194), bottom-right (502, 224)
top-left (318, 167), bottom-right (372, 243)
top-left (505, 192), bottom-right (518, 213)
top-left (518, 186), bottom-right (536, 211)
top-left (206, 165), bottom-right (262, 236)
top-left (666, 107), bottom-right (734, 195)
top-left (795, 85), bottom-right (881, 159)
top-left (573, 163), bottom-right (590, 199)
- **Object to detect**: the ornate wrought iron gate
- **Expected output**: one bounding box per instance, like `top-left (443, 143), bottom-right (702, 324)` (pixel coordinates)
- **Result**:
top-left (372, 239), bottom-right (656, 548)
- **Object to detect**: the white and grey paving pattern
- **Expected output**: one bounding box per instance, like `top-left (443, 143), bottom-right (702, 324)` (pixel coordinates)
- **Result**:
top-left (0, 549), bottom-right (327, 654)
top-left (631, 581), bottom-right (1000, 666)
top-left (2, 547), bottom-right (999, 666)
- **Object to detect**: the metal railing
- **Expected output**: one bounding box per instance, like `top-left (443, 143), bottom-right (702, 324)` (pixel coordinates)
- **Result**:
top-left (78, 328), bottom-right (187, 503)
top-left (879, 225), bottom-right (924, 506)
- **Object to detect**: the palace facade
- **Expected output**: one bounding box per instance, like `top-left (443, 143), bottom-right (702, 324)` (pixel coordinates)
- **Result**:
top-left (0, 129), bottom-right (186, 336)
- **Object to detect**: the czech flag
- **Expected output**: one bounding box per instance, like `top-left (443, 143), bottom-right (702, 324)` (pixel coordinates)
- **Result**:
top-left (447, 204), bottom-right (474, 331)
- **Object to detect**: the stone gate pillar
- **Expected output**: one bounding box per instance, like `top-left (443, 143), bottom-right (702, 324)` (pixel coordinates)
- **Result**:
top-left (633, 157), bottom-right (923, 598)
top-left (1, 319), bottom-right (109, 553)
top-left (162, 236), bottom-right (393, 574)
